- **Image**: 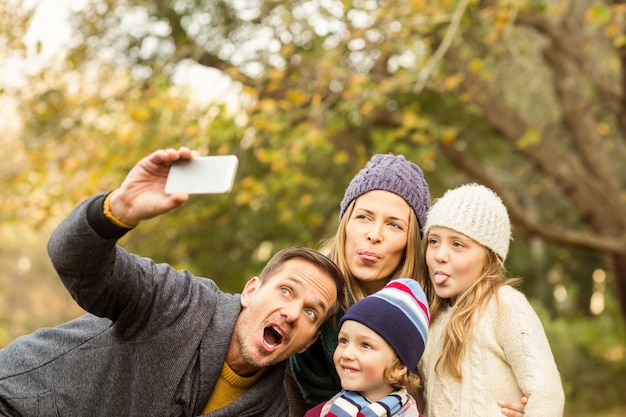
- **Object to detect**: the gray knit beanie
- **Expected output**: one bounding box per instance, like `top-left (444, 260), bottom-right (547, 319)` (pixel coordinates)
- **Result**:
top-left (423, 183), bottom-right (511, 260)
top-left (339, 154), bottom-right (431, 236)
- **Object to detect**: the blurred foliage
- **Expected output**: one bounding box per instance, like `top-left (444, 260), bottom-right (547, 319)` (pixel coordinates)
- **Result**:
top-left (539, 292), bottom-right (626, 416)
top-left (2, 0), bottom-right (626, 415)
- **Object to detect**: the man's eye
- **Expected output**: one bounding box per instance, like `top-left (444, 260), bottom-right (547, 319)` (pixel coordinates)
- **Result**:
top-left (304, 309), bottom-right (317, 320)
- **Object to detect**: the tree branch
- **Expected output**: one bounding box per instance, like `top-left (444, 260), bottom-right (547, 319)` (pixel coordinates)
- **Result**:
top-left (413, 0), bottom-right (470, 93)
top-left (439, 142), bottom-right (626, 254)
top-left (515, 11), bottom-right (626, 138)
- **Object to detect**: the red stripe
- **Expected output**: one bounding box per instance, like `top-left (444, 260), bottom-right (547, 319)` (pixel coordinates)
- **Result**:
top-left (386, 281), bottom-right (430, 323)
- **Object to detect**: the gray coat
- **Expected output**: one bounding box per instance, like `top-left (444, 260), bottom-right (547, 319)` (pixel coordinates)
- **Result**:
top-left (0, 194), bottom-right (288, 417)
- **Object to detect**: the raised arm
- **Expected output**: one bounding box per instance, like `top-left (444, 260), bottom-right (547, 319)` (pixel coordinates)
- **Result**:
top-left (47, 147), bottom-right (200, 328)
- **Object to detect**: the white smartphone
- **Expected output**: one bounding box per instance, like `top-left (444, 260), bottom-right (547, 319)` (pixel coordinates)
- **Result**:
top-left (165, 155), bottom-right (239, 194)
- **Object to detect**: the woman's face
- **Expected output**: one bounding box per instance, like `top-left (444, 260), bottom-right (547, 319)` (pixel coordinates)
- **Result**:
top-left (344, 190), bottom-right (411, 295)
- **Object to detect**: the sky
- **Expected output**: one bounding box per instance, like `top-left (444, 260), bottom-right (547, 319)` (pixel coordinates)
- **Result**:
top-left (0, 0), bottom-right (76, 87)
top-left (1, 0), bottom-right (240, 118)
top-left (25, 0), bottom-right (77, 59)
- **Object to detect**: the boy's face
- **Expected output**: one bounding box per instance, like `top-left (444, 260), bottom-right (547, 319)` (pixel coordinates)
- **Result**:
top-left (334, 320), bottom-right (398, 402)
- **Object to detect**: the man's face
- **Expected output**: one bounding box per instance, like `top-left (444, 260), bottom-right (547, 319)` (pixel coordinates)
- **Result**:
top-left (233, 258), bottom-right (337, 370)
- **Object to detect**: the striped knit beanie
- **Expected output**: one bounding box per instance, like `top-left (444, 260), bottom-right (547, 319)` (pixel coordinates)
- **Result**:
top-left (339, 154), bottom-right (431, 236)
top-left (340, 278), bottom-right (430, 370)
top-left (423, 183), bottom-right (511, 260)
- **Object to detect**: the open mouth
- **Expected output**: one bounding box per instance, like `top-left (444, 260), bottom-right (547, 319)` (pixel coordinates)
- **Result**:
top-left (263, 325), bottom-right (284, 349)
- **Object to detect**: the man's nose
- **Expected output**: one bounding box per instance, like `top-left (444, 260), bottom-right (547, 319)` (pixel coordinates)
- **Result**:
top-left (280, 301), bottom-right (302, 324)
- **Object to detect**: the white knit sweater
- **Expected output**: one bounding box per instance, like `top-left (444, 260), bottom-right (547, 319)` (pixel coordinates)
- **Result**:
top-left (418, 285), bottom-right (564, 417)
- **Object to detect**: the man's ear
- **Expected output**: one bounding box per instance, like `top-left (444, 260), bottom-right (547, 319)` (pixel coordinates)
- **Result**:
top-left (240, 276), bottom-right (260, 308)
top-left (297, 331), bottom-right (320, 354)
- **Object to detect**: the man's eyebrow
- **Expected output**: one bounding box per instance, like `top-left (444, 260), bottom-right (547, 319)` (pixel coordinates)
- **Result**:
top-left (286, 276), bottom-right (328, 313)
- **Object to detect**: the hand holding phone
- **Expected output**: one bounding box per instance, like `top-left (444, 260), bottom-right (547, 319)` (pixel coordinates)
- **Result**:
top-left (165, 155), bottom-right (239, 194)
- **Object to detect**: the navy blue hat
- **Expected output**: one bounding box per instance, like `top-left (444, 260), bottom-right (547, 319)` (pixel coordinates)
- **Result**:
top-left (341, 278), bottom-right (430, 370)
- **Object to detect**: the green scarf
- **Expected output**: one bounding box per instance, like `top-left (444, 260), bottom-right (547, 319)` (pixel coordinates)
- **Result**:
top-left (289, 311), bottom-right (344, 405)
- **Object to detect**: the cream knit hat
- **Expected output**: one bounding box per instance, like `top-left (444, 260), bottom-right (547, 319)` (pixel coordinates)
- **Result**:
top-left (423, 183), bottom-right (511, 260)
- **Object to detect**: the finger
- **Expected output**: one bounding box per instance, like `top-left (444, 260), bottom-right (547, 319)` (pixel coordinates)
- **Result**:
top-left (500, 408), bottom-right (522, 417)
top-left (498, 400), bottom-right (524, 416)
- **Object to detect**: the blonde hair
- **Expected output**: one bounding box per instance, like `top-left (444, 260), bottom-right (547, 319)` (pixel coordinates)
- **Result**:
top-left (324, 199), bottom-right (425, 311)
top-left (384, 357), bottom-right (421, 391)
top-left (423, 248), bottom-right (519, 379)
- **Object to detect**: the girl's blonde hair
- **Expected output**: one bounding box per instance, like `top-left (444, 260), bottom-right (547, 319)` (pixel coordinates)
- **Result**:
top-left (423, 248), bottom-right (519, 379)
top-left (323, 199), bottom-right (425, 310)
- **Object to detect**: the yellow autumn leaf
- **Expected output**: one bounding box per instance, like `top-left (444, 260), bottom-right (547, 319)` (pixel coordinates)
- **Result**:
top-left (515, 128), bottom-right (541, 149)
top-left (130, 108), bottom-right (150, 121)
top-left (333, 151), bottom-right (349, 165)
top-left (184, 124), bottom-right (198, 137)
top-left (441, 128), bottom-right (458, 144)
top-left (586, 4), bottom-right (612, 25)
top-left (597, 122), bottom-right (611, 135)
top-left (287, 90), bottom-right (309, 106)
top-left (443, 73), bottom-right (464, 91)
top-left (469, 58), bottom-right (485, 73)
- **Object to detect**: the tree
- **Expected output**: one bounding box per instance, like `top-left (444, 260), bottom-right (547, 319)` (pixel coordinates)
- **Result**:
top-left (96, 0), bottom-right (624, 318)
top-left (4, 1), bottom-right (626, 411)
top-left (5, 0), bottom-right (626, 319)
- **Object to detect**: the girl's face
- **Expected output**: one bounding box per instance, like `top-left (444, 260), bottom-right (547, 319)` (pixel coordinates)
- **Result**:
top-left (334, 320), bottom-right (397, 402)
top-left (425, 226), bottom-right (488, 304)
top-left (344, 190), bottom-right (411, 295)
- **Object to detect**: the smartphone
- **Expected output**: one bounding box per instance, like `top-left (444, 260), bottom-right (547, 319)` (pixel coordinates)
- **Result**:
top-left (165, 155), bottom-right (239, 194)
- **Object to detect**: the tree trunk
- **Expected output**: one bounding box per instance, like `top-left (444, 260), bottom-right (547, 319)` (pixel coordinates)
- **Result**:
top-left (608, 253), bottom-right (626, 320)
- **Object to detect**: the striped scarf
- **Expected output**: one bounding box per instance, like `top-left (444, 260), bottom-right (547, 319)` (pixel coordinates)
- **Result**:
top-left (322, 389), bottom-right (411, 417)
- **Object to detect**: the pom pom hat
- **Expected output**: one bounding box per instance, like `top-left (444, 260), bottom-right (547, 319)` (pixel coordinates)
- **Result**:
top-left (340, 278), bottom-right (430, 370)
top-left (423, 183), bottom-right (512, 260)
top-left (339, 154), bottom-right (431, 235)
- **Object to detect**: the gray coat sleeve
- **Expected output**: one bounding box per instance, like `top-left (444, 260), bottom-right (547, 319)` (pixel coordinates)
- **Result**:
top-left (47, 193), bottom-right (216, 340)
